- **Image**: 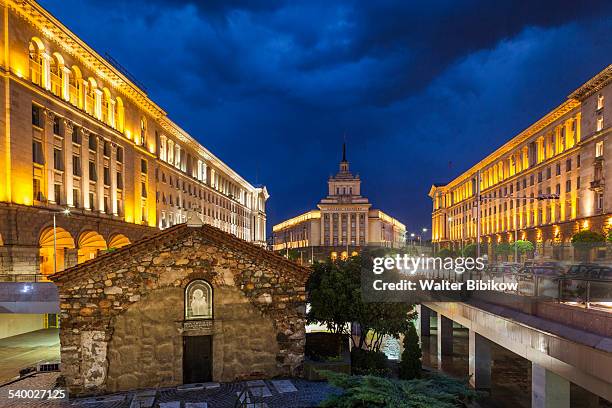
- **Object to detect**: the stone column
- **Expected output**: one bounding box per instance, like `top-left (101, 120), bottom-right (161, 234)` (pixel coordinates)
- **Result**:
top-left (96, 136), bottom-right (104, 212)
top-left (532, 363), bottom-right (570, 408)
top-left (110, 143), bottom-right (117, 215)
top-left (44, 110), bottom-right (56, 203)
top-left (437, 314), bottom-right (453, 360)
top-left (65, 248), bottom-right (78, 270)
top-left (469, 329), bottom-right (491, 390)
top-left (81, 130), bottom-right (90, 210)
top-left (64, 121), bottom-right (74, 207)
top-left (418, 304), bottom-right (431, 337)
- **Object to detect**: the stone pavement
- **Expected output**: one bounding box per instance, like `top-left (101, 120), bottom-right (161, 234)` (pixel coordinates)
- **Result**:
top-left (0, 372), bottom-right (340, 408)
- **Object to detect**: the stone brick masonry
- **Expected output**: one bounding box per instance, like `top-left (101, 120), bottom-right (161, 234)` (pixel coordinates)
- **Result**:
top-left (50, 223), bottom-right (308, 397)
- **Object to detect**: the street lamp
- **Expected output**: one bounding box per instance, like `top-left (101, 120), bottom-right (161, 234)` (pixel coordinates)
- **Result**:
top-left (410, 232), bottom-right (415, 246)
top-left (52, 208), bottom-right (71, 275)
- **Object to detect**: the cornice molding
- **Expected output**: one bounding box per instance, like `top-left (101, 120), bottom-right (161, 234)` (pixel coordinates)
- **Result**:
top-left (8, 0), bottom-right (166, 119)
top-left (568, 64), bottom-right (612, 101)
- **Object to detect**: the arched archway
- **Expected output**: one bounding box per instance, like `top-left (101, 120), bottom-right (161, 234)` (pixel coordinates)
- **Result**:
top-left (108, 234), bottom-right (131, 250)
top-left (102, 87), bottom-right (112, 126)
top-left (77, 231), bottom-right (107, 264)
top-left (39, 227), bottom-right (76, 275)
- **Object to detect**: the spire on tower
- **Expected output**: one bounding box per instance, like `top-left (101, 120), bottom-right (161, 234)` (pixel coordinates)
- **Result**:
top-left (342, 142), bottom-right (347, 162)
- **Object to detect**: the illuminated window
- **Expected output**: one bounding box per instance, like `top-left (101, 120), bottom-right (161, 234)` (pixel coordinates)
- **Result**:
top-left (32, 141), bottom-right (44, 165)
top-left (597, 94), bottom-right (604, 110)
top-left (140, 117), bottom-right (147, 146)
top-left (596, 141), bottom-right (604, 158)
top-left (596, 116), bottom-right (604, 132)
top-left (32, 104), bottom-right (43, 127)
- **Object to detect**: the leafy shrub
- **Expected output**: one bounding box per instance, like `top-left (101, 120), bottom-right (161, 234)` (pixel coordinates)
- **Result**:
top-left (318, 370), bottom-right (479, 408)
top-left (399, 322), bottom-right (421, 380)
top-left (350, 348), bottom-right (390, 376)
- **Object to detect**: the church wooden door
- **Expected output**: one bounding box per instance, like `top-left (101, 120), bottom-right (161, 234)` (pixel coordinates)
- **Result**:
top-left (183, 335), bottom-right (212, 384)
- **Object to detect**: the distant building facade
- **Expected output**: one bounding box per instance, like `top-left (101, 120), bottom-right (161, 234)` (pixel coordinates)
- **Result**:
top-left (273, 145), bottom-right (405, 261)
top-left (429, 65), bottom-right (612, 259)
top-left (0, 0), bottom-right (268, 278)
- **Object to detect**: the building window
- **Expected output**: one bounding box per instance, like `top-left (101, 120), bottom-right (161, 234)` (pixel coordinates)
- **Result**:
top-left (597, 192), bottom-right (604, 211)
top-left (32, 105), bottom-right (43, 127)
top-left (141, 181), bottom-right (147, 198)
top-left (53, 116), bottom-right (61, 135)
top-left (140, 117), bottom-right (147, 146)
top-left (597, 94), bottom-right (604, 110)
top-left (555, 163), bottom-right (561, 176)
top-left (577, 177), bottom-right (581, 189)
top-left (89, 160), bottom-right (97, 181)
top-left (54, 183), bottom-right (61, 204)
top-left (116, 146), bottom-right (123, 163)
top-left (89, 135), bottom-right (97, 151)
top-left (103, 140), bottom-right (111, 157)
top-left (53, 148), bottom-right (64, 171)
top-left (73, 188), bottom-right (80, 208)
top-left (103, 167), bottom-right (110, 186)
top-left (596, 116), bottom-right (604, 132)
top-left (117, 172), bottom-right (123, 189)
top-left (72, 155), bottom-right (81, 176)
top-left (141, 159), bottom-right (147, 174)
top-left (577, 154), bottom-right (581, 168)
top-left (596, 141), bottom-right (604, 158)
top-left (546, 167), bottom-right (551, 179)
top-left (72, 126), bottom-right (81, 144)
top-left (32, 140), bottom-right (44, 165)
top-left (33, 178), bottom-right (43, 201)
top-left (565, 180), bottom-right (571, 193)
top-left (89, 192), bottom-right (96, 210)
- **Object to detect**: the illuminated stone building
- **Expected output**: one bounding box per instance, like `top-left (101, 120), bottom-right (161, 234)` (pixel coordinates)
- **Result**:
top-left (273, 145), bottom-right (405, 261)
top-left (0, 0), bottom-right (268, 277)
top-left (429, 65), bottom-right (612, 259)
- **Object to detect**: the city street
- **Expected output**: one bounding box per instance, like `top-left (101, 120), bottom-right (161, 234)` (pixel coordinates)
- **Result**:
top-left (0, 329), bottom-right (60, 384)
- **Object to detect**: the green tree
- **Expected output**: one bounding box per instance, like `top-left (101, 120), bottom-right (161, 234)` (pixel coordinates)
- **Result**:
top-left (436, 247), bottom-right (454, 258)
top-left (571, 230), bottom-right (605, 262)
top-left (461, 243), bottom-right (486, 258)
top-left (399, 321), bottom-right (421, 380)
top-left (495, 242), bottom-right (512, 255)
top-left (512, 240), bottom-right (534, 255)
top-left (306, 255), bottom-right (415, 351)
top-left (607, 229), bottom-right (612, 243)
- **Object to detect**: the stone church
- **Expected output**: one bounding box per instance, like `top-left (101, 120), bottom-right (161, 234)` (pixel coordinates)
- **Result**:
top-left (50, 222), bottom-right (308, 396)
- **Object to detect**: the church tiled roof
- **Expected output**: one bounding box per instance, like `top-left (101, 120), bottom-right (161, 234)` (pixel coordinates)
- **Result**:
top-left (50, 223), bottom-right (310, 283)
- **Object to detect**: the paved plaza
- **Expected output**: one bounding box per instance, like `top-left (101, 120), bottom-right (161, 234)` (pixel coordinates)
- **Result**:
top-left (0, 372), bottom-right (340, 408)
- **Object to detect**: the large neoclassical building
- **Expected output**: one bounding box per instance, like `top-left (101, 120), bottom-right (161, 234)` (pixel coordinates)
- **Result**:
top-left (273, 145), bottom-right (406, 261)
top-left (430, 65), bottom-right (611, 259)
top-left (0, 0), bottom-right (268, 278)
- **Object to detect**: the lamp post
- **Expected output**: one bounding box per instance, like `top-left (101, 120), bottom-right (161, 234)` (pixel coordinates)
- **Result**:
top-left (410, 233), bottom-right (415, 247)
top-left (52, 208), bottom-right (71, 275)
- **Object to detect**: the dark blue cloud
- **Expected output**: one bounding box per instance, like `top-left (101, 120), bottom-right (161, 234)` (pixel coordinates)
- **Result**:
top-left (39, 0), bottom-right (612, 236)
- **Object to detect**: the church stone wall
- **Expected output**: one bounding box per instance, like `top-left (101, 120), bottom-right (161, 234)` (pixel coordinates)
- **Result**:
top-left (54, 226), bottom-right (307, 396)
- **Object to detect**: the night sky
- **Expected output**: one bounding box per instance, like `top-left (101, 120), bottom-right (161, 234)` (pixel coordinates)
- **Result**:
top-left (38, 1), bottom-right (612, 237)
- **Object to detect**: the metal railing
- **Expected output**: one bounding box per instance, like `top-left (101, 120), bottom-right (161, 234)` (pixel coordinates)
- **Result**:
top-left (0, 274), bottom-right (50, 282)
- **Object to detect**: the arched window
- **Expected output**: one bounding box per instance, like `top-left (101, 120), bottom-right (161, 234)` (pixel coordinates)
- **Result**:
top-left (50, 53), bottom-right (64, 97)
top-left (69, 66), bottom-right (82, 107)
top-left (102, 88), bottom-right (112, 126)
top-left (86, 77), bottom-right (97, 116)
top-left (185, 280), bottom-right (213, 320)
top-left (115, 97), bottom-right (125, 133)
top-left (28, 38), bottom-right (45, 86)
top-left (140, 116), bottom-right (147, 146)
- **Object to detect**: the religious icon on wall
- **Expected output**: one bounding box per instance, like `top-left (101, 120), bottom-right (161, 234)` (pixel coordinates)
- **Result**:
top-left (185, 280), bottom-right (213, 319)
